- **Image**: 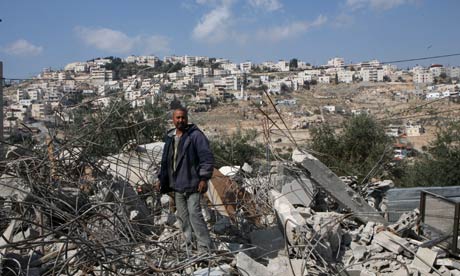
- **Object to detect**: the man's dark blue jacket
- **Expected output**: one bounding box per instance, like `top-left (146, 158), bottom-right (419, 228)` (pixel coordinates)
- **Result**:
top-left (158, 124), bottom-right (214, 194)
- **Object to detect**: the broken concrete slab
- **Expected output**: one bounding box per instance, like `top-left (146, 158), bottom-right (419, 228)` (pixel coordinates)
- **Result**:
top-left (193, 264), bottom-right (232, 276)
top-left (350, 242), bottom-right (367, 261)
top-left (269, 189), bottom-right (306, 245)
top-left (236, 252), bottom-right (272, 276)
top-left (267, 257), bottom-right (304, 276)
top-left (249, 226), bottom-right (285, 258)
top-left (373, 231), bottom-right (410, 254)
top-left (411, 247), bottom-right (438, 274)
top-left (281, 178), bottom-right (314, 207)
top-left (0, 219), bottom-right (17, 255)
top-left (436, 258), bottom-right (460, 270)
top-left (292, 148), bottom-right (386, 224)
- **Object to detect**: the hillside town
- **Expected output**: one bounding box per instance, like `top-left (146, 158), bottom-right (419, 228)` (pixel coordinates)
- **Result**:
top-left (3, 55), bottom-right (460, 157)
top-left (2, 54), bottom-right (460, 275)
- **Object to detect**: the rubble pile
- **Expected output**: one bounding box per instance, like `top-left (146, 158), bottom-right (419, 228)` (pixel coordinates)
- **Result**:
top-left (1, 145), bottom-right (460, 275)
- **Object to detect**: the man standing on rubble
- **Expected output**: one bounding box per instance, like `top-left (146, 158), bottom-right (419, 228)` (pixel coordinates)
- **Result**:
top-left (156, 106), bottom-right (214, 252)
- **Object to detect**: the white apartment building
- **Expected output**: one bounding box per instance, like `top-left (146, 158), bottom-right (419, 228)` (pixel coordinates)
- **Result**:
top-left (338, 70), bottom-right (354, 83)
top-left (297, 61), bottom-right (310, 70)
top-left (369, 60), bottom-right (381, 68)
top-left (221, 63), bottom-right (239, 74)
top-left (28, 89), bottom-right (43, 101)
top-left (168, 72), bottom-right (186, 81)
top-left (413, 71), bottom-right (433, 84)
top-left (261, 61), bottom-right (278, 71)
top-left (429, 65), bottom-right (445, 77)
top-left (447, 67), bottom-right (460, 79)
top-left (64, 62), bottom-right (88, 73)
top-left (214, 76), bottom-right (241, 90)
top-left (92, 58), bottom-right (112, 67)
top-left (260, 75), bottom-right (270, 83)
top-left (299, 69), bottom-right (322, 77)
top-left (8, 104), bottom-right (30, 122)
top-left (125, 90), bottom-right (142, 101)
top-left (240, 62), bottom-right (252, 73)
top-left (318, 75), bottom-right (330, 84)
top-left (181, 66), bottom-right (212, 77)
top-left (361, 68), bottom-right (384, 82)
top-left (90, 68), bottom-right (114, 86)
top-left (327, 57), bottom-right (344, 68)
top-left (123, 78), bottom-right (138, 92)
top-left (277, 60), bottom-right (290, 72)
top-left (164, 55), bottom-right (182, 64)
top-left (213, 69), bottom-right (231, 76)
top-left (31, 103), bottom-right (51, 120)
top-left (183, 55), bottom-right (197, 66)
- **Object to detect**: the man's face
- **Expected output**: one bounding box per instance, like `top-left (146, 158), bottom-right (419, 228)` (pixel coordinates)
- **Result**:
top-left (173, 110), bottom-right (188, 131)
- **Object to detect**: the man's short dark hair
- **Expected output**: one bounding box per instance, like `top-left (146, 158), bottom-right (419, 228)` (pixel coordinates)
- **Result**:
top-left (173, 106), bottom-right (188, 116)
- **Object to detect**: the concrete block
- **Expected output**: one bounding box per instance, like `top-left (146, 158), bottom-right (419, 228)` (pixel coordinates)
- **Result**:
top-left (193, 264), bottom-right (232, 276)
top-left (411, 247), bottom-right (438, 274)
top-left (249, 227), bottom-right (285, 258)
top-left (350, 242), bottom-right (367, 261)
top-left (436, 258), bottom-right (460, 270)
top-left (373, 231), bottom-right (409, 254)
top-left (281, 178), bottom-right (314, 207)
top-left (269, 189), bottom-right (306, 245)
top-left (267, 256), bottom-right (302, 276)
top-left (236, 252), bottom-right (272, 276)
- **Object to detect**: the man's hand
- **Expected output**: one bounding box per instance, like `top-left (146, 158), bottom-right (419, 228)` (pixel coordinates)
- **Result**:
top-left (154, 181), bottom-right (161, 192)
top-left (197, 180), bottom-right (208, 193)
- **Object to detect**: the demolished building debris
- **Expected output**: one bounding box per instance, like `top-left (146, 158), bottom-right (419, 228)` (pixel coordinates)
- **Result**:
top-left (1, 143), bottom-right (460, 275)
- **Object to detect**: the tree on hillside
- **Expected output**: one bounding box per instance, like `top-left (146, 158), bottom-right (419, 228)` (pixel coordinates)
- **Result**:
top-left (309, 114), bottom-right (393, 183)
top-left (67, 99), bottom-right (167, 157)
top-left (210, 129), bottom-right (264, 168)
top-left (398, 121), bottom-right (460, 187)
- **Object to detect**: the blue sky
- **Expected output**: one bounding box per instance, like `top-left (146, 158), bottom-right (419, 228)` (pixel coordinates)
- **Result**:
top-left (1, 0), bottom-right (459, 78)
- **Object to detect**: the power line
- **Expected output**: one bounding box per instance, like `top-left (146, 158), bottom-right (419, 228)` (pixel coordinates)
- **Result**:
top-left (380, 53), bottom-right (460, 65)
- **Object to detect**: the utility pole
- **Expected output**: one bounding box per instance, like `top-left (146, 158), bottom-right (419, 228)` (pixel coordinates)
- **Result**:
top-left (0, 61), bottom-right (3, 160)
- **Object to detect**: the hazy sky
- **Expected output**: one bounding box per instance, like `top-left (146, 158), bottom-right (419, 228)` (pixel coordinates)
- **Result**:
top-left (1, 0), bottom-right (459, 78)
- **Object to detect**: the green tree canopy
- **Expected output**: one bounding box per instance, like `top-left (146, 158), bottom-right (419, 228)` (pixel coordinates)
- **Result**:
top-left (210, 129), bottom-right (264, 169)
top-left (309, 114), bottom-right (393, 183)
top-left (399, 121), bottom-right (460, 187)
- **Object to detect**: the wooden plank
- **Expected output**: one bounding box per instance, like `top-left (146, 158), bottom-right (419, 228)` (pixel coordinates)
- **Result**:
top-left (207, 169), bottom-right (261, 225)
top-left (299, 153), bottom-right (386, 224)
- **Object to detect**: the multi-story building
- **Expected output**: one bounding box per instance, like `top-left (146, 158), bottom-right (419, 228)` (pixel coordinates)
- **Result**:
top-left (90, 68), bottom-right (114, 86)
top-left (327, 57), bottom-right (344, 68)
top-left (429, 64), bottom-right (445, 77)
top-left (447, 67), bottom-right (460, 79)
top-left (277, 60), bottom-right (290, 72)
top-left (361, 68), bottom-right (384, 82)
top-left (240, 61), bottom-right (252, 73)
top-left (338, 70), bottom-right (354, 83)
top-left (31, 103), bottom-right (52, 120)
top-left (214, 75), bottom-right (241, 90)
top-left (318, 75), bottom-right (330, 84)
top-left (213, 69), bottom-right (231, 76)
top-left (413, 70), bottom-right (433, 84)
top-left (164, 55), bottom-right (182, 64)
